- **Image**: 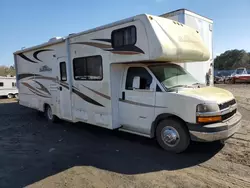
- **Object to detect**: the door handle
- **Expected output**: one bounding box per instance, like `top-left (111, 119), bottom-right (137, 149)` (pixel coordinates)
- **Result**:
top-left (122, 91), bottom-right (125, 100)
top-left (59, 86), bottom-right (62, 91)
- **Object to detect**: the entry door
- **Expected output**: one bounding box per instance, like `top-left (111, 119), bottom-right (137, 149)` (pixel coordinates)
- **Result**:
top-left (58, 57), bottom-right (72, 120)
top-left (119, 67), bottom-right (156, 134)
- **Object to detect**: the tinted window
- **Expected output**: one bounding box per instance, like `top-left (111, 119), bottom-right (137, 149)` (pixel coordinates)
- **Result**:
top-left (112, 26), bottom-right (136, 48)
top-left (60, 62), bottom-right (67, 81)
top-left (73, 55), bottom-right (103, 80)
top-left (125, 67), bottom-right (152, 90)
top-left (0, 82), bottom-right (3, 87)
top-left (12, 82), bottom-right (16, 87)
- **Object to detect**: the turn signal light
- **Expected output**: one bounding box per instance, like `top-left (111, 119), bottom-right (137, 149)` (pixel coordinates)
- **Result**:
top-left (197, 116), bottom-right (222, 123)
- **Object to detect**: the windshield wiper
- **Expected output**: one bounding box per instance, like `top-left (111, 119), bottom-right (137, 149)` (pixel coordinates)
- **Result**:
top-left (168, 84), bottom-right (191, 89)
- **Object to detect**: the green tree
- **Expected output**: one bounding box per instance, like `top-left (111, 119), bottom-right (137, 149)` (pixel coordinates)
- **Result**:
top-left (214, 49), bottom-right (250, 70)
top-left (0, 65), bottom-right (16, 76)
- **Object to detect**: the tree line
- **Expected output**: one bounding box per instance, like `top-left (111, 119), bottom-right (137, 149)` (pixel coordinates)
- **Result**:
top-left (214, 49), bottom-right (250, 70)
top-left (0, 65), bottom-right (16, 76)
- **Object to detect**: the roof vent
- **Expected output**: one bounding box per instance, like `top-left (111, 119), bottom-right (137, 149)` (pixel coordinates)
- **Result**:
top-left (48, 37), bottom-right (63, 42)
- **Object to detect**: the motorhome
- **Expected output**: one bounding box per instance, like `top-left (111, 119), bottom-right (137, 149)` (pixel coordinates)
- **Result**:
top-left (14, 13), bottom-right (241, 153)
top-left (0, 76), bottom-right (18, 98)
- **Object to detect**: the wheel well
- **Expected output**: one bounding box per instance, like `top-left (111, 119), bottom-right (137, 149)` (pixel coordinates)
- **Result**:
top-left (43, 103), bottom-right (49, 112)
top-left (150, 113), bottom-right (186, 138)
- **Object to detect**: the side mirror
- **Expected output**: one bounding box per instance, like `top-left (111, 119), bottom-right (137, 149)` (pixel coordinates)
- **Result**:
top-left (132, 76), bottom-right (140, 89)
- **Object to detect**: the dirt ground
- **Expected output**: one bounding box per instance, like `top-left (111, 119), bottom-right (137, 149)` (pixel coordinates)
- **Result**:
top-left (0, 84), bottom-right (249, 188)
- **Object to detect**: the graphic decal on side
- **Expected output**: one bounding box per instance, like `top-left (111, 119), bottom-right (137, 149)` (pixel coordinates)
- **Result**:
top-left (33, 49), bottom-right (54, 62)
top-left (18, 53), bottom-right (38, 63)
top-left (33, 80), bottom-right (51, 95)
top-left (21, 82), bottom-right (50, 98)
top-left (18, 49), bottom-right (54, 64)
top-left (19, 74), bottom-right (165, 108)
top-left (72, 38), bottom-right (145, 55)
top-left (19, 74), bottom-right (104, 107)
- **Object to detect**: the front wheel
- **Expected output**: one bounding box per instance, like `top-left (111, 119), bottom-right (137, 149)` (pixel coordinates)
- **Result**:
top-left (156, 118), bottom-right (190, 153)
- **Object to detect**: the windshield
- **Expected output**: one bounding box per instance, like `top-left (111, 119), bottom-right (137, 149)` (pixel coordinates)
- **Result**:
top-left (148, 63), bottom-right (198, 90)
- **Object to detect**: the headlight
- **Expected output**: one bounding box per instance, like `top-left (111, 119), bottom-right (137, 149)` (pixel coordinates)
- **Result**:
top-left (196, 104), bottom-right (221, 123)
top-left (196, 103), bottom-right (220, 113)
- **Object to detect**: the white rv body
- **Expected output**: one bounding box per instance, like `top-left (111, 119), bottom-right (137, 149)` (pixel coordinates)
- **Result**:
top-left (0, 76), bottom-right (18, 98)
top-left (14, 13), bottom-right (241, 153)
top-left (161, 9), bottom-right (213, 84)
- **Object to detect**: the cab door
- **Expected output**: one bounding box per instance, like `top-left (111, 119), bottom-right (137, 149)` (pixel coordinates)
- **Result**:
top-left (119, 67), bottom-right (156, 135)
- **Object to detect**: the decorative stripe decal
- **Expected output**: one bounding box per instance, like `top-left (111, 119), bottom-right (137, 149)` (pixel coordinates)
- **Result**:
top-left (19, 75), bottom-right (104, 107)
top-left (81, 84), bottom-right (166, 108)
top-left (18, 75), bottom-right (165, 108)
top-left (58, 83), bottom-right (104, 107)
top-left (33, 49), bottom-right (54, 62)
top-left (105, 45), bottom-right (145, 54)
top-left (28, 88), bottom-right (51, 98)
top-left (81, 84), bottom-right (111, 100)
top-left (17, 73), bottom-right (39, 80)
top-left (33, 80), bottom-right (51, 95)
top-left (30, 76), bottom-right (57, 81)
top-left (72, 42), bottom-right (111, 49)
top-left (18, 53), bottom-right (38, 63)
top-left (93, 39), bottom-right (112, 43)
top-left (21, 82), bottom-right (50, 98)
top-left (119, 98), bottom-right (166, 108)
top-left (71, 38), bottom-right (144, 55)
top-left (72, 88), bottom-right (104, 107)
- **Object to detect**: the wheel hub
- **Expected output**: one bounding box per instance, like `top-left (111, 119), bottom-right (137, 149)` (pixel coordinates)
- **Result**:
top-left (161, 126), bottom-right (180, 147)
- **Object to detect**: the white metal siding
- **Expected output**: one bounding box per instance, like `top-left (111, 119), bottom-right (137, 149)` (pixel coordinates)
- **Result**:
top-left (184, 13), bottom-right (213, 83)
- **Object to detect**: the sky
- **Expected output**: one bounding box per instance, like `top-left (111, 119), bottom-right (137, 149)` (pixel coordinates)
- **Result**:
top-left (0, 0), bottom-right (249, 66)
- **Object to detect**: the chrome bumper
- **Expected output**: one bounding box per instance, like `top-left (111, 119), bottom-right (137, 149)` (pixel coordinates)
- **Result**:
top-left (189, 112), bottom-right (242, 142)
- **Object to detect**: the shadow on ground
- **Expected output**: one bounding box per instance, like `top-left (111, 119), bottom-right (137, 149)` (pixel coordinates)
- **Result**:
top-left (0, 102), bottom-right (223, 187)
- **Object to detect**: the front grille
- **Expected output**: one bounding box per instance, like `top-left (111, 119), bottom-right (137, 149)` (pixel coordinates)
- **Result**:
top-left (219, 99), bottom-right (236, 110)
top-left (222, 109), bottom-right (237, 121)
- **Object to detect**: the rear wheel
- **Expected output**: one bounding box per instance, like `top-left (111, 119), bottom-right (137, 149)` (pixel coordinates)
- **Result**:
top-left (14, 94), bottom-right (18, 99)
top-left (45, 105), bottom-right (57, 123)
top-left (156, 118), bottom-right (190, 153)
top-left (7, 94), bottom-right (14, 99)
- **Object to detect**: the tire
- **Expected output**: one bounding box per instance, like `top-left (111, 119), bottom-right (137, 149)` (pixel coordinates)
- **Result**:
top-left (14, 94), bottom-right (18, 99)
top-left (156, 118), bottom-right (190, 153)
top-left (45, 105), bottom-right (57, 123)
top-left (7, 94), bottom-right (14, 99)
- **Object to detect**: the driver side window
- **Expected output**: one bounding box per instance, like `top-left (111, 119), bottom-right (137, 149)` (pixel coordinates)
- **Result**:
top-left (125, 67), bottom-right (152, 90)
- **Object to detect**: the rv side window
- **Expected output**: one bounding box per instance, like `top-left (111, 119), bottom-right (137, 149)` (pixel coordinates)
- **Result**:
top-left (12, 82), bottom-right (16, 87)
top-left (73, 55), bottom-right (103, 81)
top-left (112, 26), bottom-right (136, 48)
top-left (0, 82), bottom-right (3, 87)
top-left (60, 62), bottom-right (67, 81)
top-left (125, 67), bottom-right (152, 90)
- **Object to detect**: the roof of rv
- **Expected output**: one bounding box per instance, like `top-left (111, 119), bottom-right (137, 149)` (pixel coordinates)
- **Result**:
top-left (13, 14), bottom-right (149, 54)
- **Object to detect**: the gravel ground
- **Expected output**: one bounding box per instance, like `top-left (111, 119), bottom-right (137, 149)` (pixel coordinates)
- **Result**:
top-left (0, 85), bottom-right (249, 188)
